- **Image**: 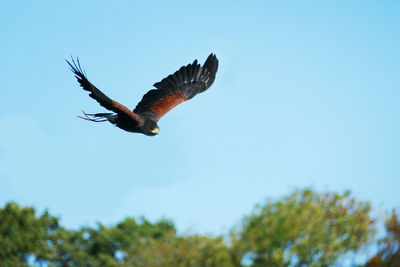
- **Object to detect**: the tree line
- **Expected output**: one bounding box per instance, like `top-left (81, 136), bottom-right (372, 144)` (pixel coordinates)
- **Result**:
top-left (0, 189), bottom-right (398, 267)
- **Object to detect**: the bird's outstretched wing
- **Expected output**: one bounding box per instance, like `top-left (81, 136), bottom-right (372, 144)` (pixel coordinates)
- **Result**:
top-left (134, 53), bottom-right (219, 120)
top-left (67, 57), bottom-right (140, 121)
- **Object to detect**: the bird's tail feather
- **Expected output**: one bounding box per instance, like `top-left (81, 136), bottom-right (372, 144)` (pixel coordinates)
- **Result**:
top-left (78, 110), bottom-right (117, 123)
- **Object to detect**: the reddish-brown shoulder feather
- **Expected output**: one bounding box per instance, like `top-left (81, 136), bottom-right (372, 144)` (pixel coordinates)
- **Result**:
top-left (150, 93), bottom-right (187, 119)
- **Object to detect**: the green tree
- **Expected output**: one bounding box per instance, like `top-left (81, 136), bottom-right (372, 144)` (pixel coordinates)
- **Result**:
top-left (0, 202), bottom-right (59, 267)
top-left (48, 226), bottom-right (122, 267)
top-left (0, 189), bottom-right (380, 267)
top-left (365, 210), bottom-right (400, 267)
top-left (47, 217), bottom-right (176, 266)
top-left (125, 232), bottom-right (234, 267)
top-left (231, 189), bottom-right (375, 267)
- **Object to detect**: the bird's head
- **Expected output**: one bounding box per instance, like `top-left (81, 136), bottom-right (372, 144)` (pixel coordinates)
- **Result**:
top-left (143, 120), bottom-right (159, 136)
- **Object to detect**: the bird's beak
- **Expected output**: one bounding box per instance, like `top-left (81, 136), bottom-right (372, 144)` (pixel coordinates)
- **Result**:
top-left (151, 128), bottom-right (159, 134)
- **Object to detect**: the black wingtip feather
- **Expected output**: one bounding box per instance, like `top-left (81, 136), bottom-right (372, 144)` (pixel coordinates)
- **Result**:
top-left (66, 56), bottom-right (87, 78)
top-left (66, 56), bottom-right (93, 92)
top-left (151, 53), bottom-right (218, 99)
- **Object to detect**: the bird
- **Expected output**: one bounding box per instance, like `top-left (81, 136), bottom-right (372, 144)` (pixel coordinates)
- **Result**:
top-left (66, 54), bottom-right (218, 136)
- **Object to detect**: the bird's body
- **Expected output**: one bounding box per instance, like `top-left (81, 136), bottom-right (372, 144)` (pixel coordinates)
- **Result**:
top-left (67, 54), bottom-right (218, 136)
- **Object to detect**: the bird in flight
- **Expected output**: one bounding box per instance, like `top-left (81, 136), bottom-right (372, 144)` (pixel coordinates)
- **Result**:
top-left (67, 54), bottom-right (218, 136)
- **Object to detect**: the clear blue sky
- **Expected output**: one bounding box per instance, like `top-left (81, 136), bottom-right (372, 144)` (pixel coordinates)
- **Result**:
top-left (1, 1), bottom-right (399, 238)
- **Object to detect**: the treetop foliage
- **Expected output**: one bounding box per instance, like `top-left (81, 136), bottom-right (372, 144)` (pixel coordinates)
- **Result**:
top-left (0, 189), bottom-right (396, 267)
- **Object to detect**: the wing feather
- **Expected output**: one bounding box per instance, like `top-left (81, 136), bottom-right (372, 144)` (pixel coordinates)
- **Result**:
top-left (67, 57), bottom-right (140, 122)
top-left (134, 53), bottom-right (218, 120)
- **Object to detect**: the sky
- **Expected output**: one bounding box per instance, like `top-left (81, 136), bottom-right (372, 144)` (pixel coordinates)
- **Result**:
top-left (1, 0), bottom-right (399, 242)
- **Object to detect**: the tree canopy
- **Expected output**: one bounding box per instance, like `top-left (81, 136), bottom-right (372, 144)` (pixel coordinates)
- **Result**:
top-left (0, 202), bottom-right (59, 266)
top-left (231, 189), bottom-right (375, 267)
top-left (0, 188), bottom-right (390, 267)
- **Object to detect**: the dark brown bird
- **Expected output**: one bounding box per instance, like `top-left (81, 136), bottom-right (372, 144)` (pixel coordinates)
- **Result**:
top-left (67, 54), bottom-right (218, 136)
